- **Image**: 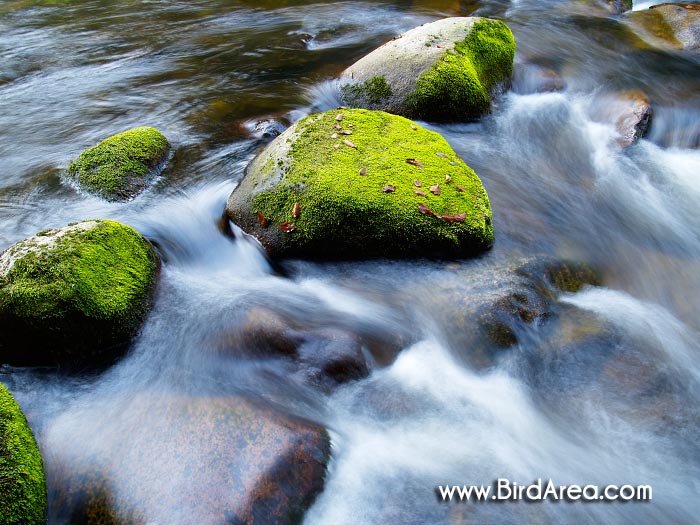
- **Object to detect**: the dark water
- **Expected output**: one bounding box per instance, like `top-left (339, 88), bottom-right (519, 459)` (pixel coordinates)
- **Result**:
top-left (2, 0), bottom-right (700, 523)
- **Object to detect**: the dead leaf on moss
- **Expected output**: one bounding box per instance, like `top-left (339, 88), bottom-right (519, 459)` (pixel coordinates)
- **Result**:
top-left (331, 133), bottom-right (339, 139)
top-left (336, 114), bottom-right (343, 121)
top-left (406, 158), bottom-right (424, 169)
top-left (445, 174), bottom-right (452, 183)
top-left (359, 168), bottom-right (367, 175)
top-left (410, 124), bottom-right (417, 130)
top-left (382, 185), bottom-right (396, 193)
top-left (418, 203), bottom-right (436, 216)
top-left (440, 213), bottom-right (466, 223)
top-left (292, 202), bottom-right (300, 218)
top-left (333, 144), bottom-right (340, 150)
top-left (280, 222), bottom-right (296, 233)
top-left (344, 139), bottom-right (357, 149)
top-left (339, 130), bottom-right (353, 135)
top-left (414, 180), bottom-right (422, 187)
top-left (436, 152), bottom-right (448, 158)
top-left (430, 184), bottom-right (441, 195)
top-left (455, 185), bottom-right (466, 192)
top-left (414, 190), bottom-right (426, 196)
top-left (257, 212), bottom-right (268, 228)
top-left (333, 123), bottom-right (341, 130)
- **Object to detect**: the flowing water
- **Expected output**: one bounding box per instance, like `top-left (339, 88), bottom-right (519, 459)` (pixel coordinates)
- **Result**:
top-left (2, 0), bottom-right (700, 523)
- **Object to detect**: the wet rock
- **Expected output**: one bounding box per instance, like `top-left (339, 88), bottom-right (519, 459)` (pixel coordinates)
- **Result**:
top-left (626, 3), bottom-right (700, 53)
top-left (512, 65), bottom-right (566, 94)
top-left (338, 17), bottom-right (515, 122)
top-left (0, 220), bottom-right (160, 367)
top-left (48, 394), bottom-right (329, 525)
top-left (0, 384), bottom-right (47, 525)
top-left (590, 90), bottom-right (652, 148)
top-left (242, 117), bottom-right (290, 140)
top-left (226, 108), bottom-right (493, 259)
top-left (582, 0), bottom-right (632, 15)
top-left (66, 127), bottom-right (170, 202)
top-left (232, 308), bottom-right (369, 391)
top-left (418, 257), bottom-right (601, 367)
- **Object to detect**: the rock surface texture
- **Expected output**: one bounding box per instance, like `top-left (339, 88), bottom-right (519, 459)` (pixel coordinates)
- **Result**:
top-left (226, 108), bottom-right (494, 259)
top-left (338, 17), bottom-right (515, 121)
top-left (48, 394), bottom-right (330, 525)
top-left (0, 384), bottom-right (47, 525)
top-left (66, 127), bottom-right (170, 202)
top-left (0, 220), bottom-right (159, 367)
top-left (626, 3), bottom-right (700, 53)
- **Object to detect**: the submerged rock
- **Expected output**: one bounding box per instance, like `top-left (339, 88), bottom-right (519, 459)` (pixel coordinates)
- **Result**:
top-left (0, 384), bottom-right (47, 525)
top-left (66, 127), bottom-right (170, 202)
top-left (626, 3), bottom-right (700, 53)
top-left (338, 17), bottom-right (515, 121)
top-left (232, 307), bottom-right (370, 391)
top-left (590, 90), bottom-right (652, 148)
top-left (0, 220), bottom-right (159, 367)
top-left (226, 108), bottom-right (493, 259)
top-left (49, 394), bottom-right (330, 525)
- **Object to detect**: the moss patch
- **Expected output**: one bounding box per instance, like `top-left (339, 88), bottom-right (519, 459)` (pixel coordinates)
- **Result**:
top-left (243, 108), bottom-right (493, 258)
top-left (0, 220), bottom-right (159, 366)
top-left (0, 384), bottom-right (47, 525)
top-left (67, 127), bottom-right (170, 202)
top-left (340, 76), bottom-right (393, 105)
top-left (0, 220), bottom-right (157, 322)
top-left (405, 19), bottom-right (515, 121)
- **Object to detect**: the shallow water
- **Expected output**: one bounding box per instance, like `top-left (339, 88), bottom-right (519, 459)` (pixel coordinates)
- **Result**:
top-left (2, 0), bottom-right (700, 523)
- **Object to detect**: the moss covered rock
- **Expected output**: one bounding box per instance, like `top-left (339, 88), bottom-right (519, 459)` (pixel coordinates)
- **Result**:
top-left (338, 17), bottom-right (515, 122)
top-left (226, 108), bottom-right (493, 259)
top-left (0, 220), bottom-right (159, 367)
top-left (66, 127), bottom-right (170, 202)
top-left (49, 394), bottom-right (329, 525)
top-left (626, 3), bottom-right (700, 53)
top-left (0, 384), bottom-right (47, 525)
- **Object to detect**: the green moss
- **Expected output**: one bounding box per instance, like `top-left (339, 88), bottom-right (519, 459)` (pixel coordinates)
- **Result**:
top-left (405, 19), bottom-right (516, 121)
top-left (0, 220), bottom-right (158, 323)
top-left (66, 127), bottom-right (170, 202)
top-left (250, 108), bottom-right (493, 257)
top-left (340, 76), bottom-right (393, 105)
top-left (0, 384), bottom-right (47, 525)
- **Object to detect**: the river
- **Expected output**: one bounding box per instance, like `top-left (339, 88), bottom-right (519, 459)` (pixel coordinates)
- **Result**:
top-left (2, 0), bottom-right (700, 523)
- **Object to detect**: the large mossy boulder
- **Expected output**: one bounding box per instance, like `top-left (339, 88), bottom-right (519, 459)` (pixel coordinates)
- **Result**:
top-left (49, 394), bottom-right (329, 525)
top-left (0, 220), bottom-right (159, 367)
top-left (0, 384), bottom-right (47, 525)
top-left (626, 3), bottom-right (700, 53)
top-left (66, 127), bottom-right (170, 202)
top-left (338, 17), bottom-right (515, 122)
top-left (226, 109), bottom-right (493, 259)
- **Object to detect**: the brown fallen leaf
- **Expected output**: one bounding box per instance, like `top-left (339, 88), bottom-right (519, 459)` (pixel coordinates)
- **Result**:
top-left (333, 144), bottom-right (340, 150)
top-left (337, 105), bottom-right (347, 109)
top-left (333, 123), bottom-right (341, 130)
top-left (455, 185), bottom-right (466, 192)
top-left (410, 124), bottom-right (418, 130)
top-left (344, 139), bottom-right (357, 149)
top-left (257, 211), bottom-right (268, 228)
top-left (440, 213), bottom-right (467, 223)
top-left (331, 133), bottom-right (339, 139)
top-left (418, 203), bottom-right (436, 216)
top-left (280, 222), bottom-right (296, 233)
top-left (382, 184), bottom-right (396, 193)
top-left (336, 114), bottom-right (343, 121)
top-left (436, 44), bottom-right (444, 48)
top-left (436, 152), bottom-right (448, 158)
top-left (414, 190), bottom-right (426, 196)
top-left (359, 168), bottom-right (367, 175)
top-left (339, 130), bottom-right (353, 135)
top-left (445, 174), bottom-right (452, 183)
top-left (292, 202), bottom-right (300, 218)
top-left (430, 184), bottom-right (441, 195)
top-left (414, 180), bottom-right (422, 187)
top-left (406, 158), bottom-right (424, 169)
